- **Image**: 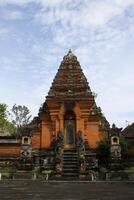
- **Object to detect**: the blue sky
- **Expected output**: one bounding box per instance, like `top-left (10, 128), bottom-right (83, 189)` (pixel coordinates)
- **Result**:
top-left (0, 0), bottom-right (134, 128)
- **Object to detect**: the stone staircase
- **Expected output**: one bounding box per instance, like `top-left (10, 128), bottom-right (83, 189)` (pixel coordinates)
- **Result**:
top-left (62, 149), bottom-right (79, 179)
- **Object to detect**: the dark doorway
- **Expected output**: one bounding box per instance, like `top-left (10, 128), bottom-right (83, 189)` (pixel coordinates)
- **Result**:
top-left (64, 111), bottom-right (76, 148)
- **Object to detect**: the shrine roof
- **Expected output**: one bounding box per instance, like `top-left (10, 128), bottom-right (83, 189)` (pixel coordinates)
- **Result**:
top-left (122, 123), bottom-right (134, 138)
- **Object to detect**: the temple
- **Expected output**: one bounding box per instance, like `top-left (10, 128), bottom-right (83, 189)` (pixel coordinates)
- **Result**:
top-left (0, 50), bottom-right (134, 180)
top-left (32, 50), bottom-right (109, 150)
top-left (0, 50), bottom-right (110, 179)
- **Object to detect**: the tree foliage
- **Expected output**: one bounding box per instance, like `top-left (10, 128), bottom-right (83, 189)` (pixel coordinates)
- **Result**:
top-left (0, 103), bottom-right (16, 134)
top-left (11, 104), bottom-right (31, 134)
top-left (0, 103), bottom-right (7, 128)
top-left (120, 136), bottom-right (128, 152)
top-left (0, 103), bottom-right (32, 136)
top-left (96, 138), bottom-right (110, 168)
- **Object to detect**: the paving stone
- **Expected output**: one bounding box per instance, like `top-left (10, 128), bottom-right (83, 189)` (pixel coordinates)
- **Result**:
top-left (0, 180), bottom-right (134, 200)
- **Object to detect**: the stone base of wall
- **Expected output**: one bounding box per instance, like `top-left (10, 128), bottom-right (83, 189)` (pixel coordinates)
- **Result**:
top-left (106, 171), bottom-right (134, 181)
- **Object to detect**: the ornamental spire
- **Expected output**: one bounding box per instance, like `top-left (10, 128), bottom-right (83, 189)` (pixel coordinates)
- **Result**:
top-left (68, 49), bottom-right (72, 54)
top-left (47, 50), bottom-right (92, 98)
top-left (62, 49), bottom-right (77, 63)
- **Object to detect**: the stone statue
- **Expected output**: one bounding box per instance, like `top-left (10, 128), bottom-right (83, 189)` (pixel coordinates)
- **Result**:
top-left (55, 130), bottom-right (63, 153)
top-left (110, 145), bottom-right (121, 160)
top-left (76, 130), bottom-right (85, 152)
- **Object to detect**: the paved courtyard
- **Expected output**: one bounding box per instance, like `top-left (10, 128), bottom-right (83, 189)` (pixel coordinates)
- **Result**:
top-left (0, 180), bottom-right (134, 200)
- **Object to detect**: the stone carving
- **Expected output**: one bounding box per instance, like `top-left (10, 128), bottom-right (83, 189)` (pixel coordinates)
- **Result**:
top-left (39, 102), bottom-right (50, 115)
top-left (55, 163), bottom-right (62, 175)
top-left (90, 102), bottom-right (101, 115)
top-left (109, 124), bottom-right (122, 162)
top-left (76, 130), bottom-right (85, 153)
top-left (110, 123), bottom-right (122, 137)
top-left (80, 162), bottom-right (86, 174)
top-left (48, 88), bottom-right (55, 96)
top-left (55, 130), bottom-right (63, 153)
top-left (21, 149), bottom-right (31, 157)
top-left (68, 64), bottom-right (72, 69)
top-left (54, 130), bottom-right (63, 176)
top-left (21, 145), bottom-right (32, 158)
top-left (62, 49), bottom-right (78, 63)
top-left (81, 74), bottom-right (87, 81)
top-left (76, 131), bottom-right (87, 176)
top-left (110, 145), bottom-right (121, 160)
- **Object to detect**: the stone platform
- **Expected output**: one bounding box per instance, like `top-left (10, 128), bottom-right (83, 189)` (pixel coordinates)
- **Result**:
top-left (0, 180), bottom-right (134, 200)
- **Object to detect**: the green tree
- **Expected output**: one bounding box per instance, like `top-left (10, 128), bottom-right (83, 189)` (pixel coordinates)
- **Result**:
top-left (11, 104), bottom-right (32, 135)
top-left (120, 136), bottom-right (128, 152)
top-left (0, 103), bottom-right (16, 134)
top-left (96, 138), bottom-right (110, 168)
top-left (0, 103), bottom-right (7, 132)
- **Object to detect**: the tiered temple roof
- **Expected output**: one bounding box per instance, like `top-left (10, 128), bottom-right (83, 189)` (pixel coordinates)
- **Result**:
top-left (47, 50), bottom-right (93, 99)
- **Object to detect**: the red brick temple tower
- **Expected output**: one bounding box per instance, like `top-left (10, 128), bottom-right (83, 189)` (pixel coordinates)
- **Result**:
top-left (0, 50), bottom-right (110, 179)
top-left (31, 50), bottom-right (109, 152)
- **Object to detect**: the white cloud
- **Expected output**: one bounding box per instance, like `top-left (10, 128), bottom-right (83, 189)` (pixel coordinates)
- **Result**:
top-left (0, 10), bottom-right (24, 20)
top-left (32, 0), bottom-right (134, 68)
top-left (0, 0), bottom-right (27, 6)
top-left (0, 27), bottom-right (8, 36)
top-left (33, 0), bottom-right (134, 27)
top-left (0, 0), bottom-right (64, 7)
top-left (0, 0), bottom-right (134, 128)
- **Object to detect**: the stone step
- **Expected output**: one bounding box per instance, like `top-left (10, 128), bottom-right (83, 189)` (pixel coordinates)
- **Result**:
top-left (63, 153), bottom-right (77, 155)
top-left (62, 172), bottom-right (78, 177)
top-left (63, 157), bottom-right (78, 161)
top-left (62, 148), bottom-right (79, 178)
top-left (62, 162), bottom-right (78, 166)
top-left (63, 161), bottom-right (77, 163)
top-left (63, 162), bottom-right (78, 165)
top-left (64, 151), bottom-right (78, 155)
top-left (63, 156), bottom-right (77, 159)
top-left (63, 150), bottom-right (77, 154)
top-left (63, 156), bottom-right (77, 158)
top-left (63, 153), bottom-right (77, 156)
top-left (63, 167), bottom-right (78, 170)
top-left (63, 165), bottom-right (79, 169)
top-left (63, 148), bottom-right (76, 151)
top-left (63, 159), bottom-right (78, 162)
top-left (62, 170), bottom-right (78, 173)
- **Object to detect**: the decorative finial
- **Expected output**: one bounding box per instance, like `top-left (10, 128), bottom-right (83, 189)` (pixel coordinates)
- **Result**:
top-left (62, 49), bottom-right (77, 63)
top-left (68, 49), bottom-right (72, 54)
